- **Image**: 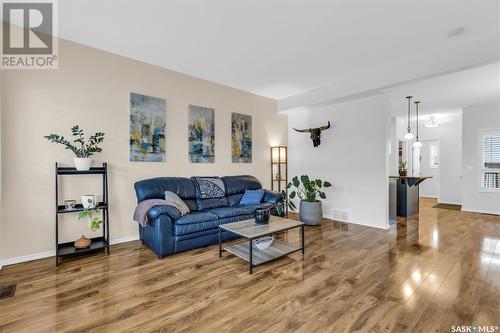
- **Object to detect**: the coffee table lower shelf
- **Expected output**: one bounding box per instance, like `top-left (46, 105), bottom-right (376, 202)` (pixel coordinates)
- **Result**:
top-left (219, 216), bottom-right (305, 273)
top-left (224, 239), bottom-right (302, 267)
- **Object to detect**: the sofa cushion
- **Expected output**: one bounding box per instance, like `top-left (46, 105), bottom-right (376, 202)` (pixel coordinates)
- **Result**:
top-left (239, 189), bottom-right (265, 205)
top-left (175, 211), bottom-right (218, 225)
top-left (219, 214), bottom-right (256, 226)
top-left (196, 197), bottom-right (229, 211)
top-left (174, 219), bottom-right (220, 236)
top-left (135, 177), bottom-right (196, 202)
top-left (227, 193), bottom-right (244, 207)
top-left (183, 199), bottom-right (198, 212)
top-left (207, 202), bottom-right (274, 219)
top-left (206, 206), bottom-right (254, 219)
top-left (222, 175), bottom-right (262, 195)
top-left (174, 214), bottom-right (254, 236)
top-left (239, 202), bottom-right (273, 212)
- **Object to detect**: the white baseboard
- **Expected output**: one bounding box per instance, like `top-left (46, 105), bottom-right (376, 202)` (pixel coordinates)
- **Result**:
top-left (109, 235), bottom-right (139, 245)
top-left (461, 207), bottom-right (500, 215)
top-left (420, 195), bottom-right (438, 199)
top-left (323, 214), bottom-right (390, 230)
top-left (0, 235), bottom-right (140, 268)
top-left (0, 250), bottom-right (55, 267)
top-left (437, 200), bottom-right (462, 206)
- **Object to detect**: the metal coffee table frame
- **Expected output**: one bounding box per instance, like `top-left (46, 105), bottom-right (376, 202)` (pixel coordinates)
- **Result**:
top-left (218, 217), bottom-right (305, 274)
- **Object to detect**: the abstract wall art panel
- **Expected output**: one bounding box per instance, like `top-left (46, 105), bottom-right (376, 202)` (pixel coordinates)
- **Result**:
top-left (129, 93), bottom-right (166, 162)
top-left (188, 105), bottom-right (215, 163)
top-left (231, 112), bottom-right (252, 163)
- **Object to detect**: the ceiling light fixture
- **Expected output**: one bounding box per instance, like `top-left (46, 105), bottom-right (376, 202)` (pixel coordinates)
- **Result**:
top-left (404, 96), bottom-right (414, 140)
top-left (424, 116), bottom-right (438, 128)
top-left (413, 101), bottom-right (422, 148)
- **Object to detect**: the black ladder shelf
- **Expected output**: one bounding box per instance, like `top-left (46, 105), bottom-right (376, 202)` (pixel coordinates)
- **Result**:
top-left (55, 162), bottom-right (110, 266)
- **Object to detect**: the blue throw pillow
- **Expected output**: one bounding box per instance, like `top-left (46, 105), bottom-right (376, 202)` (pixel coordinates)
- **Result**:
top-left (239, 189), bottom-right (265, 205)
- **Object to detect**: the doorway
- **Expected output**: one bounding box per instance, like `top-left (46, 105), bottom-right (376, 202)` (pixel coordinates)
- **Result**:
top-left (418, 140), bottom-right (440, 198)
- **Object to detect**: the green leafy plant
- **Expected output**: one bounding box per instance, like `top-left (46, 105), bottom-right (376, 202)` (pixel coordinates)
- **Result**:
top-left (399, 161), bottom-right (408, 173)
top-left (78, 199), bottom-right (104, 231)
top-left (44, 125), bottom-right (105, 158)
top-left (276, 175), bottom-right (332, 215)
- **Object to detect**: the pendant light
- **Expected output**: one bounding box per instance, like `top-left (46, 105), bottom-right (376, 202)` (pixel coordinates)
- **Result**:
top-left (404, 96), bottom-right (415, 140)
top-left (413, 101), bottom-right (422, 147)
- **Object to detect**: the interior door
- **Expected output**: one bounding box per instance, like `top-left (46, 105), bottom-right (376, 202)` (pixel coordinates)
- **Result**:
top-left (419, 140), bottom-right (439, 198)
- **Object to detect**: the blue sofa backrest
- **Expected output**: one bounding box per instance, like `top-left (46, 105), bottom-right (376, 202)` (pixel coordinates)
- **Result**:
top-left (222, 175), bottom-right (262, 194)
top-left (222, 175), bottom-right (262, 206)
top-left (134, 177), bottom-right (197, 203)
top-left (134, 175), bottom-right (263, 210)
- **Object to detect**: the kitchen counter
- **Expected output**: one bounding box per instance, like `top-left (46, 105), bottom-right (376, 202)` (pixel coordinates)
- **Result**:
top-left (389, 176), bottom-right (432, 218)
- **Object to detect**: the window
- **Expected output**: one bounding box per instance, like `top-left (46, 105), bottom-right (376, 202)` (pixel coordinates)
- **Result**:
top-left (429, 142), bottom-right (439, 168)
top-left (481, 131), bottom-right (500, 191)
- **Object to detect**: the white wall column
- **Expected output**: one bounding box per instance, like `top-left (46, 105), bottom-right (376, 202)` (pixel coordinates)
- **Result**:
top-left (286, 94), bottom-right (391, 229)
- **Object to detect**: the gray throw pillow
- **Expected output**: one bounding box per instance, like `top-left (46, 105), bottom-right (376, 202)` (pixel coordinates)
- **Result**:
top-left (164, 191), bottom-right (190, 215)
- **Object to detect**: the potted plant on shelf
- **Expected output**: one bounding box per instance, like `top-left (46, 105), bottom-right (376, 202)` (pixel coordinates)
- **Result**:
top-left (399, 161), bottom-right (408, 176)
top-left (75, 199), bottom-right (104, 249)
top-left (277, 175), bottom-right (332, 225)
top-left (44, 125), bottom-right (105, 171)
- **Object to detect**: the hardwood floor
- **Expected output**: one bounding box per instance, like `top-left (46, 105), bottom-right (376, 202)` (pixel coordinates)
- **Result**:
top-left (0, 197), bottom-right (499, 332)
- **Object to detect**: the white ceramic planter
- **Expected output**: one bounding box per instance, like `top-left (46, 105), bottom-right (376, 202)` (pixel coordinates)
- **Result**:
top-left (81, 195), bottom-right (96, 209)
top-left (73, 157), bottom-right (92, 171)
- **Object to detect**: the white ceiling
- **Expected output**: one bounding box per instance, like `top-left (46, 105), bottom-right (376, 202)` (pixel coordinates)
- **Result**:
top-left (58, 1), bottom-right (499, 100)
top-left (385, 62), bottom-right (500, 117)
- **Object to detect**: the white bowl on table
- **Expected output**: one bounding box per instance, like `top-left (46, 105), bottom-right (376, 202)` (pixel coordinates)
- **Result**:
top-left (255, 236), bottom-right (274, 250)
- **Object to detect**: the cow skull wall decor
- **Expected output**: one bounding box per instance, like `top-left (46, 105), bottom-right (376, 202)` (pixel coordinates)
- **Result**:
top-left (293, 121), bottom-right (331, 147)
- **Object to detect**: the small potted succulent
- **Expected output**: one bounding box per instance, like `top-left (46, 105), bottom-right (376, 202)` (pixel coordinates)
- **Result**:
top-left (277, 175), bottom-right (332, 225)
top-left (44, 125), bottom-right (105, 171)
top-left (399, 161), bottom-right (408, 176)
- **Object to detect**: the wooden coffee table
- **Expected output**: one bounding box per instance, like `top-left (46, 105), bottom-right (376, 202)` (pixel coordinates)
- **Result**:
top-left (218, 215), bottom-right (305, 274)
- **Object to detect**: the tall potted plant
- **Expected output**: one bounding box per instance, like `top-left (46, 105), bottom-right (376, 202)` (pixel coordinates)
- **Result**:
top-left (277, 175), bottom-right (332, 225)
top-left (44, 125), bottom-right (105, 171)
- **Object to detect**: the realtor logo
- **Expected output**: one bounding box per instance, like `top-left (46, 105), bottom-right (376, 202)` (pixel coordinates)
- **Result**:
top-left (1, 0), bottom-right (58, 69)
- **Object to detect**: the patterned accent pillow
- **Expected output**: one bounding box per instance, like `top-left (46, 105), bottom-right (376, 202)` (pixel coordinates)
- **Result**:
top-left (192, 177), bottom-right (226, 199)
top-left (239, 189), bottom-right (265, 205)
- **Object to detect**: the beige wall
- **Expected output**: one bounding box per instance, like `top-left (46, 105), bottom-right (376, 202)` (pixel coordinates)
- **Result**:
top-left (0, 39), bottom-right (287, 261)
top-left (0, 69), bottom-right (3, 265)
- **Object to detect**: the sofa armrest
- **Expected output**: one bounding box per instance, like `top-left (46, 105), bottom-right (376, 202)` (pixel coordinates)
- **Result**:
top-left (263, 189), bottom-right (284, 204)
top-left (147, 205), bottom-right (182, 221)
top-left (139, 214), bottom-right (175, 259)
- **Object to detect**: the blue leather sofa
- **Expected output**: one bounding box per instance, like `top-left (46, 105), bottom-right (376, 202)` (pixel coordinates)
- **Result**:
top-left (134, 175), bottom-right (283, 259)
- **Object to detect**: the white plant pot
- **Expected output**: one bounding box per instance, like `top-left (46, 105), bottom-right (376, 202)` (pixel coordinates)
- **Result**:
top-left (73, 157), bottom-right (92, 171)
top-left (81, 195), bottom-right (96, 209)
